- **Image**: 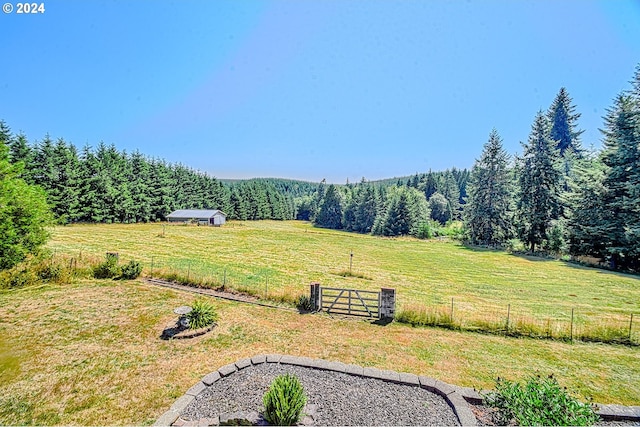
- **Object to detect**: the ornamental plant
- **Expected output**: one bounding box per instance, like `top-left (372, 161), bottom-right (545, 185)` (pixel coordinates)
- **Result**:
top-left (263, 374), bottom-right (307, 426)
top-left (186, 299), bottom-right (218, 330)
top-left (483, 374), bottom-right (599, 426)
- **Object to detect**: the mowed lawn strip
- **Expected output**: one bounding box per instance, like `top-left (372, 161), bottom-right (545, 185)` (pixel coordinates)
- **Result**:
top-left (48, 221), bottom-right (640, 323)
top-left (0, 279), bottom-right (638, 425)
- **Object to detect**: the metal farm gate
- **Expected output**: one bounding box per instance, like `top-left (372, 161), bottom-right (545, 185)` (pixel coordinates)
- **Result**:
top-left (319, 287), bottom-right (380, 318)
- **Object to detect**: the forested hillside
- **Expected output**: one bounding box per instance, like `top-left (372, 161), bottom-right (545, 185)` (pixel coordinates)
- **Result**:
top-left (1, 63), bottom-right (638, 270)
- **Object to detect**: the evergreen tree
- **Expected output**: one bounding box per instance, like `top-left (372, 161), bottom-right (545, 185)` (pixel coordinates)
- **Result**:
top-left (599, 93), bottom-right (640, 269)
top-left (50, 139), bottom-right (81, 223)
top-left (516, 112), bottom-right (562, 252)
top-left (314, 184), bottom-right (343, 229)
top-left (354, 184), bottom-right (378, 233)
top-left (0, 138), bottom-right (52, 269)
top-left (548, 88), bottom-right (584, 157)
top-left (464, 129), bottom-right (513, 245)
top-left (374, 186), bottom-right (429, 237)
top-left (565, 154), bottom-right (608, 257)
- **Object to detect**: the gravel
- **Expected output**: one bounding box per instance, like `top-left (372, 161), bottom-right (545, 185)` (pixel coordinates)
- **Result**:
top-left (181, 363), bottom-right (461, 426)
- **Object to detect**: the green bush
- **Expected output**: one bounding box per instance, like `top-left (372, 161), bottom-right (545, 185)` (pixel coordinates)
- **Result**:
top-left (483, 374), bottom-right (599, 426)
top-left (296, 295), bottom-right (313, 312)
top-left (93, 255), bottom-right (121, 279)
top-left (186, 299), bottom-right (218, 329)
top-left (119, 260), bottom-right (142, 280)
top-left (262, 374), bottom-right (307, 426)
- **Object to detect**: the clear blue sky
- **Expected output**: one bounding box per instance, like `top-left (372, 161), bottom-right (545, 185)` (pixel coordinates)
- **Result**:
top-left (1, 1), bottom-right (639, 183)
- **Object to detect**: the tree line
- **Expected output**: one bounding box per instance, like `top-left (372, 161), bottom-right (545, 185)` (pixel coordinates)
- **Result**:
top-left (465, 65), bottom-right (640, 270)
top-left (301, 168), bottom-right (468, 238)
top-left (1, 63), bottom-right (638, 271)
top-left (0, 130), bottom-right (300, 224)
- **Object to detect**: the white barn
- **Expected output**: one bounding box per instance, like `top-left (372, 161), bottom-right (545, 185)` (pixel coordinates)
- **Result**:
top-left (166, 209), bottom-right (226, 226)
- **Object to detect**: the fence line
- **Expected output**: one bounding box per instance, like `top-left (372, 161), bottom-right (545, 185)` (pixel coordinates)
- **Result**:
top-left (45, 250), bottom-right (638, 345)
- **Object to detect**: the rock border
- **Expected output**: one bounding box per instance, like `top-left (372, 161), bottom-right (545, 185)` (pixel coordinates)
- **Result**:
top-left (154, 354), bottom-right (478, 426)
top-left (161, 323), bottom-right (217, 340)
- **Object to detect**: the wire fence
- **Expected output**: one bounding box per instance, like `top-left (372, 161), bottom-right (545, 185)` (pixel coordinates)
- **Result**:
top-left (44, 250), bottom-right (638, 346)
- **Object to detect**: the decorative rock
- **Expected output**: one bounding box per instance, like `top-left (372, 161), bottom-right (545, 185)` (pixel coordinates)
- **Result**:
top-left (418, 375), bottom-right (437, 393)
top-left (154, 409), bottom-right (180, 426)
top-left (198, 417), bottom-right (219, 427)
top-left (398, 372), bottom-right (420, 386)
top-left (279, 355), bottom-right (298, 365)
top-left (446, 392), bottom-right (478, 426)
top-left (454, 386), bottom-right (484, 405)
top-left (324, 361), bottom-right (347, 373)
top-left (434, 380), bottom-right (456, 396)
top-left (597, 404), bottom-right (640, 421)
top-left (380, 369), bottom-right (401, 383)
top-left (218, 363), bottom-right (238, 377)
top-left (202, 371), bottom-right (221, 386)
top-left (186, 381), bottom-right (207, 397)
top-left (265, 354), bottom-right (282, 363)
top-left (363, 367), bottom-right (384, 379)
top-left (218, 411), bottom-right (264, 426)
top-left (174, 306), bottom-right (193, 315)
top-left (170, 395), bottom-right (195, 413)
top-left (345, 364), bottom-right (364, 377)
top-left (234, 358), bottom-right (252, 370)
top-left (250, 355), bottom-right (266, 365)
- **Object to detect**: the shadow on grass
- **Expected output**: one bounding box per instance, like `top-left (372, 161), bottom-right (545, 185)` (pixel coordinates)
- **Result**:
top-left (459, 244), bottom-right (640, 279)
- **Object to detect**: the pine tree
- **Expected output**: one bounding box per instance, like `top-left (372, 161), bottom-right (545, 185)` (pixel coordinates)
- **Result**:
top-left (314, 184), bottom-right (342, 229)
top-left (548, 88), bottom-right (584, 157)
top-left (565, 154), bottom-right (608, 257)
top-left (354, 184), bottom-right (378, 233)
top-left (516, 112), bottom-right (562, 252)
top-left (464, 129), bottom-right (513, 246)
top-left (599, 93), bottom-right (640, 269)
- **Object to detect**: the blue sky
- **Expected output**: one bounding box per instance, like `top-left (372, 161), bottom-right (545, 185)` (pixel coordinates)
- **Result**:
top-left (1, 0), bottom-right (639, 183)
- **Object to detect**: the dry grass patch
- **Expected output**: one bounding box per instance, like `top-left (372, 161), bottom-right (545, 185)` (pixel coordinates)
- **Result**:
top-left (1, 279), bottom-right (639, 425)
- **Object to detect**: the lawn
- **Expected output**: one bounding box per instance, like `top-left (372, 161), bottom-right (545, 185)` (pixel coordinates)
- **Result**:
top-left (0, 279), bottom-right (638, 425)
top-left (47, 221), bottom-right (640, 337)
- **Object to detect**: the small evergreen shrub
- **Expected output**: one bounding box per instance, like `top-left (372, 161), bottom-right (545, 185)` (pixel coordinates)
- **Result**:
top-left (263, 374), bottom-right (307, 426)
top-left (119, 260), bottom-right (142, 280)
top-left (296, 295), bottom-right (313, 312)
top-left (483, 374), bottom-right (599, 426)
top-left (93, 255), bottom-right (121, 279)
top-left (186, 299), bottom-right (218, 329)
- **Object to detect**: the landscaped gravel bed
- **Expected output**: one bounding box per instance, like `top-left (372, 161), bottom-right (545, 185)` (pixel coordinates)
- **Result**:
top-left (181, 363), bottom-right (461, 426)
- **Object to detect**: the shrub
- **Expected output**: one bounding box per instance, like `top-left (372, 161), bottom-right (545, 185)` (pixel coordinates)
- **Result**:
top-left (186, 299), bottom-right (218, 329)
top-left (262, 374), bottom-right (307, 426)
top-left (119, 260), bottom-right (142, 280)
top-left (483, 374), bottom-right (599, 426)
top-left (296, 295), bottom-right (313, 312)
top-left (93, 255), bottom-right (120, 279)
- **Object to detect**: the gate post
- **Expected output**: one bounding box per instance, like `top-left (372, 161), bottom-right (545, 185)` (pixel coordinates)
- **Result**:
top-left (379, 288), bottom-right (396, 320)
top-left (310, 282), bottom-right (321, 312)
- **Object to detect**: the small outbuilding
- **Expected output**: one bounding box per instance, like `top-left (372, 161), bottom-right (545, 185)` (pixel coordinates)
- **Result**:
top-left (166, 209), bottom-right (226, 226)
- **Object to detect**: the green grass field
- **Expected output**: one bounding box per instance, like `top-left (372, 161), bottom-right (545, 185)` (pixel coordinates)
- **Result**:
top-left (47, 221), bottom-right (640, 340)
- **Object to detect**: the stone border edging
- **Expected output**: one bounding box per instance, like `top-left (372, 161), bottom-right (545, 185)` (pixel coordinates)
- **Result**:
top-left (153, 354), bottom-right (478, 426)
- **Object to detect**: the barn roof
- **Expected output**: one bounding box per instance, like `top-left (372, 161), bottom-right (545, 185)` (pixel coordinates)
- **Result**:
top-left (167, 209), bottom-right (226, 219)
